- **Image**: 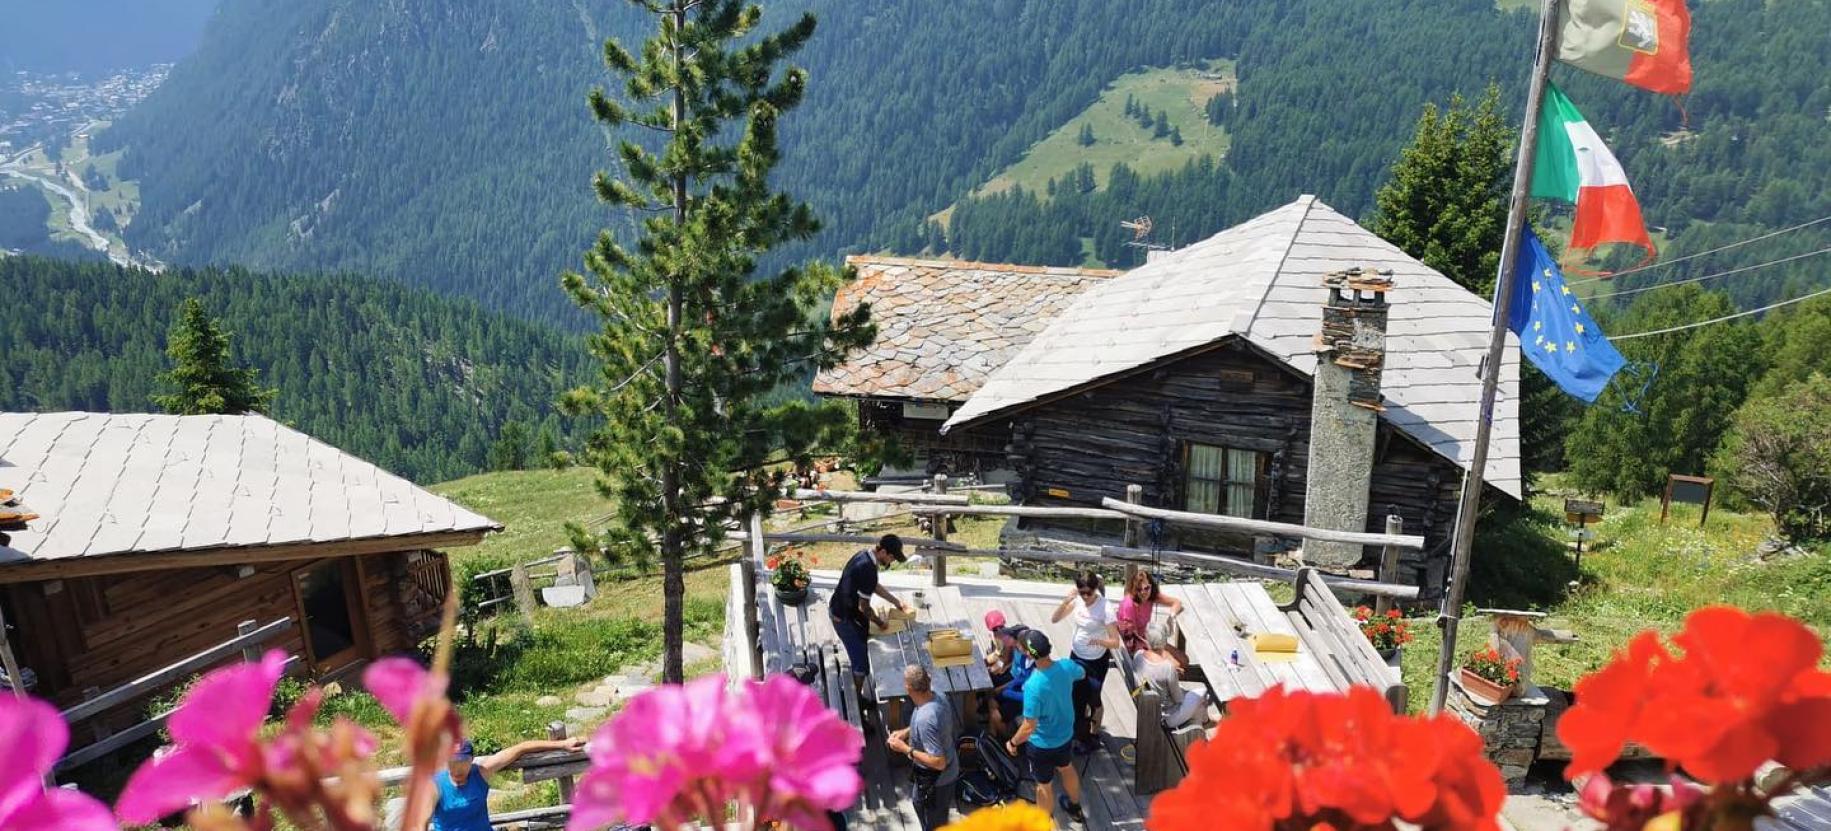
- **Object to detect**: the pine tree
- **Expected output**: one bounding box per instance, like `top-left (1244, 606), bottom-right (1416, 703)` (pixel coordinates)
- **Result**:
top-left (152, 297), bottom-right (275, 415)
top-left (535, 424), bottom-right (564, 469)
top-left (1152, 110), bottom-right (1170, 139)
top-left (1169, 126), bottom-right (1183, 146)
top-left (562, 0), bottom-right (874, 682)
top-left (1077, 122), bottom-right (1095, 147)
top-left (1366, 85), bottom-right (1511, 295)
top-left (1137, 106), bottom-right (1156, 130)
top-left (489, 420), bottom-right (530, 470)
top-left (1123, 94), bottom-right (1136, 118)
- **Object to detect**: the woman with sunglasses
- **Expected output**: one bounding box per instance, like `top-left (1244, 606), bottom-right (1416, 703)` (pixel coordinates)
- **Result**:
top-left (1051, 571), bottom-right (1122, 754)
top-left (1117, 570), bottom-right (1187, 668)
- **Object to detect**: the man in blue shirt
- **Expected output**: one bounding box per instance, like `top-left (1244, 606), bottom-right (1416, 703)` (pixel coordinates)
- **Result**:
top-left (829, 534), bottom-right (909, 696)
top-left (1005, 630), bottom-right (1087, 825)
top-left (430, 736), bottom-right (583, 831)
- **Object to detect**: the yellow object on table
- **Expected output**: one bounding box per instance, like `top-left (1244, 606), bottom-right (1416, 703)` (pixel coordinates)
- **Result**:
top-left (870, 618), bottom-right (907, 635)
top-left (1251, 633), bottom-right (1302, 663)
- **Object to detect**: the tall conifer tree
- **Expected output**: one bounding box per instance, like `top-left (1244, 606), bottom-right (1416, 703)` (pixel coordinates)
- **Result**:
top-left (562, 0), bottom-right (874, 681)
top-left (152, 297), bottom-right (274, 415)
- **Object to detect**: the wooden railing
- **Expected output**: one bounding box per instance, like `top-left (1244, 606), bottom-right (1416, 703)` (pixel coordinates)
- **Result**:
top-left (55, 618), bottom-right (295, 772)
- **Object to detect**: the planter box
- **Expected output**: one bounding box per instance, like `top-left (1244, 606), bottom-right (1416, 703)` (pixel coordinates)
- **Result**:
top-left (1459, 668), bottom-right (1513, 705)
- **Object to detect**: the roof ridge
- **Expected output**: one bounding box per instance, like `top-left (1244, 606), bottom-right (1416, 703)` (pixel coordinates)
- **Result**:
top-left (844, 254), bottom-right (1122, 279)
top-left (1239, 194), bottom-right (1319, 335)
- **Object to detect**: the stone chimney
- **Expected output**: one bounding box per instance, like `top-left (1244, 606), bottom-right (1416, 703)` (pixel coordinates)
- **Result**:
top-left (1303, 267), bottom-right (1392, 566)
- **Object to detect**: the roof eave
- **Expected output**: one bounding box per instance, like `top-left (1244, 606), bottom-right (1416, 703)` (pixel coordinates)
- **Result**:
top-left (0, 527), bottom-right (495, 585)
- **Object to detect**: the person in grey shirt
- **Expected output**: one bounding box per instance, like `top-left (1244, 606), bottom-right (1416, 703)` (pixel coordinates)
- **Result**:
top-left (886, 664), bottom-right (958, 830)
top-left (1134, 620), bottom-right (1209, 729)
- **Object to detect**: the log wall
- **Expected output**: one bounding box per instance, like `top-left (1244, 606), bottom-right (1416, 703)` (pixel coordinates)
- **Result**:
top-left (2, 549), bottom-right (448, 709)
top-left (1004, 341), bottom-right (1468, 590)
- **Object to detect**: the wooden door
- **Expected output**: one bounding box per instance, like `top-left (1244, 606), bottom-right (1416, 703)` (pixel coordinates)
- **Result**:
top-left (292, 559), bottom-right (370, 673)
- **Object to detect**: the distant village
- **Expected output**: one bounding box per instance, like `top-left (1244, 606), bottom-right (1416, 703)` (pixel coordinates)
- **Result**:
top-left (0, 65), bottom-right (169, 156)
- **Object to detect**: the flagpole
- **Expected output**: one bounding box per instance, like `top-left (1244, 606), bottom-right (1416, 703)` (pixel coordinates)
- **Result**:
top-left (1428, 0), bottom-right (1563, 715)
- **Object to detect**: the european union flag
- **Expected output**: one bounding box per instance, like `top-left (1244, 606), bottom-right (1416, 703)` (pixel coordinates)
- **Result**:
top-left (1508, 227), bottom-right (1626, 402)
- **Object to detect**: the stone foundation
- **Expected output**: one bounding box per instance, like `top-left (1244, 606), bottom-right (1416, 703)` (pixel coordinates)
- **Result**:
top-left (1445, 676), bottom-right (1549, 788)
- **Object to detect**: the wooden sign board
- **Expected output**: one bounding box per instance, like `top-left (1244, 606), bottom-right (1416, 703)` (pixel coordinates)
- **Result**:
top-left (1564, 498), bottom-right (1604, 525)
top-left (1660, 475), bottom-right (1714, 527)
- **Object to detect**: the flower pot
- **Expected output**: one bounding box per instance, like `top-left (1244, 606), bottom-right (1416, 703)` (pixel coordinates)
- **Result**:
top-left (1379, 647), bottom-right (1402, 671)
top-left (1459, 668), bottom-right (1513, 705)
top-left (774, 586), bottom-right (809, 607)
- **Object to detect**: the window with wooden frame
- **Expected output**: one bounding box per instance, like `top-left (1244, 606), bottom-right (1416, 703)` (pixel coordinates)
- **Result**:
top-left (1184, 442), bottom-right (1267, 519)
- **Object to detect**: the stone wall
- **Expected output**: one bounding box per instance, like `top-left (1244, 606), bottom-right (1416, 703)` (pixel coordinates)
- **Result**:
top-left (1445, 677), bottom-right (1548, 788)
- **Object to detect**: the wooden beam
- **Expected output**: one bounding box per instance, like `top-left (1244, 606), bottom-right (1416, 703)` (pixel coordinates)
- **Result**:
top-left (0, 530), bottom-right (491, 585)
top-left (1098, 546), bottom-right (1419, 599)
top-left (736, 532), bottom-right (968, 552)
top-left (907, 504), bottom-right (1127, 521)
top-left (791, 487), bottom-right (969, 506)
top-left (55, 709), bottom-right (169, 771)
top-left (1098, 498), bottom-right (1425, 550)
top-left (59, 619), bottom-right (294, 724)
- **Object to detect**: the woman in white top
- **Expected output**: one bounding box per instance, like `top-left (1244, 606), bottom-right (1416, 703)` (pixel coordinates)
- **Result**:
top-left (1134, 620), bottom-right (1209, 729)
top-left (1052, 571), bottom-right (1122, 752)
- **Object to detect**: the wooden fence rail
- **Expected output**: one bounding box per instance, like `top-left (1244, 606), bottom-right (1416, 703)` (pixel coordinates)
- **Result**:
top-left (56, 618), bottom-right (295, 772)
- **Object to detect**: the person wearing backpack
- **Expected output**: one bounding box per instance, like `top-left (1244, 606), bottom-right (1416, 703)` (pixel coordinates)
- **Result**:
top-left (886, 665), bottom-right (958, 830)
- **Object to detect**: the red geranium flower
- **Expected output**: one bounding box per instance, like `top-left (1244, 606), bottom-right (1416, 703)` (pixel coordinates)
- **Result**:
top-left (1147, 686), bottom-right (1505, 831)
top-left (1560, 606), bottom-right (1831, 783)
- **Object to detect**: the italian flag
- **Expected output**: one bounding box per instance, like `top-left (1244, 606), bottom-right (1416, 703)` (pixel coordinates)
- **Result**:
top-left (1559, 0), bottom-right (1692, 96)
top-left (1530, 84), bottom-right (1654, 261)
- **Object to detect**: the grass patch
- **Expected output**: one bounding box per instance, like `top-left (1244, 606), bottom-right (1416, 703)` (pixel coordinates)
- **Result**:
top-left (959, 60), bottom-right (1234, 205)
top-left (1397, 488), bottom-right (1829, 711)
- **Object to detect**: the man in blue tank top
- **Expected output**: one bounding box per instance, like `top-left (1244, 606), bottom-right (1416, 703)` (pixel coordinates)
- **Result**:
top-left (431, 736), bottom-right (584, 831)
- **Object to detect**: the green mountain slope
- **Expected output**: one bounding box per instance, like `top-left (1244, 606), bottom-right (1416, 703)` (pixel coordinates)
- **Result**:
top-left (0, 256), bottom-right (584, 483)
top-left (97, 0), bottom-right (1826, 320)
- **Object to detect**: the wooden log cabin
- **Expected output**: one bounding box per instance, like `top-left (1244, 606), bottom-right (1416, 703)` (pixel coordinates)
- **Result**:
top-left (819, 197), bottom-right (1521, 593)
top-left (812, 256), bottom-right (1120, 481)
top-left (0, 412), bottom-right (499, 716)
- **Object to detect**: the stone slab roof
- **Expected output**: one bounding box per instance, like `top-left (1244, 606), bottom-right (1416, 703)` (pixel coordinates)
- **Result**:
top-left (813, 256), bottom-right (1119, 403)
top-left (942, 196), bottom-right (1522, 498)
top-left (0, 412), bottom-right (500, 567)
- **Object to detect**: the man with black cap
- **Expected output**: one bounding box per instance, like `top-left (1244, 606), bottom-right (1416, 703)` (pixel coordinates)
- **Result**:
top-left (1005, 629), bottom-right (1088, 825)
top-left (830, 533), bottom-right (910, 697)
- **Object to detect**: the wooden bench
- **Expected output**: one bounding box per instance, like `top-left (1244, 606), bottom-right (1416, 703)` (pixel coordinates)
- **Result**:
top-left (1116, 651), bottom-right (1205, 795)
top-left (1279, 567), bottom-right (1408, 712)
top-left (794, 643), bottom-right (868, 740)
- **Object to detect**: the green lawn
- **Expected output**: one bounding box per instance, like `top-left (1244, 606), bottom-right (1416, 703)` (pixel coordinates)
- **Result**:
top-left (1397, 486), bottom-right (1830, 711)
top-left (967, 60), bottom-right (1234, 202)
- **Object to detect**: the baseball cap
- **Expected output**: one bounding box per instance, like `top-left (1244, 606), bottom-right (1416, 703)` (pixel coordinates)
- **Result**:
top-left (1021, 629), bottom-right (1052, 660)
top-left (983, 610), bottom-right (1007, 631)
top-left (451, 739), bottom-right (476, 762)
top-left (878, 533), bottom-right (906, 562)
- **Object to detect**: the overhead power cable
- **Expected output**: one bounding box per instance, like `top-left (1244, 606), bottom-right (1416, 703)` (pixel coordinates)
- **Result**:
top-left (1587, 247), bottom-right (1831, 300)
top-left (1567, 214), bottom-right (1831, 285)
top-left (1611, 284), bottom-right (1831, 341)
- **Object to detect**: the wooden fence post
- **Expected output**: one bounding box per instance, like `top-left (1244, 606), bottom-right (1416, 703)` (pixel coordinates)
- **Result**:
top-left (1375, 515), bottom-right (1404, 617)
top-left (930, 474), bottom-right (948, 587)
top-left (1122, 484), bottom-right (1143, 590)
top-left (547, 721), bottom-right (576, 803)
top-left (740, 556), bottom-right (764, 680)
top-left (237, 620), bottom-right (260, 663)
top-left (509, 561), bottom-right (537, 626)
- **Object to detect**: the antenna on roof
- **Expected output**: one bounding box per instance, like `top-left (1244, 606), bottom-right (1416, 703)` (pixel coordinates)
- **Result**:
top-left (1119, 216), bottom-right (1169, 252)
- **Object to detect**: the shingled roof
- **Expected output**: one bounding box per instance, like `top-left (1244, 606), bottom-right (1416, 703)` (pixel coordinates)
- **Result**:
top-left (0, 412), bottom-right (500, 569)
top-left (942, 196), bottom-right (1522, 498)
top-left (813, 256), bottom-right (1119, 403)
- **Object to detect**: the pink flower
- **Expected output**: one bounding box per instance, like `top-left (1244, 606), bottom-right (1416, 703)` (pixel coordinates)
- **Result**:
top-left (0, 693), bottom-right (117, 831)
top-left (1576, 774), bottom-right (1707, 831)
top-left (747, 675), bottom-right (862, 825)
top-left (115, 650), bottom-right (288, 824)
top-left (570, 674), bottom-right (860, 831)
top-left (362, 657), bottom-right (449, 728)
top-left (363, 657), bottom-right (464, 831)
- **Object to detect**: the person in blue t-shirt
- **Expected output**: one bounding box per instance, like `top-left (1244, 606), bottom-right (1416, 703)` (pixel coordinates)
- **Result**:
top-left (988, 623), bottom-right (1032, 740)
top-left (1005, 630), bottom-right (1087, 826)
top-left (430, 736), bottom-right (584, 831)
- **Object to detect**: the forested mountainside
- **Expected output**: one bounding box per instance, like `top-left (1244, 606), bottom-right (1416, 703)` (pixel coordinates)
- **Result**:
top-left (0, 0), bottom-right (219, 74)
top-left (100, 0), bottom-right (1826, 323)
top-left (0, 257), bottom-right (584, 483)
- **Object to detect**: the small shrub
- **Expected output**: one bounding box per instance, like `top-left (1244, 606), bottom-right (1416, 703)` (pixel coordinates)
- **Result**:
top-left (1716, 374), bottom-right (1831, 542)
